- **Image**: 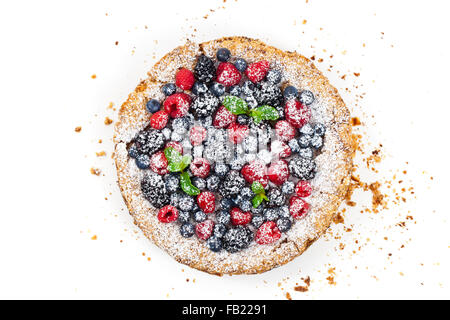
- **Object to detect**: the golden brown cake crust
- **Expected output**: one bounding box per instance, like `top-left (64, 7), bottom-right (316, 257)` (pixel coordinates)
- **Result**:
top-left (113, 37), bottom-right (354, 275)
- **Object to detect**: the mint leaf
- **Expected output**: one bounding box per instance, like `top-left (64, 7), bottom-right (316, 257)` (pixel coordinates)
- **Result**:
top-left (164, 147), bottom-right (182, 164)
top-left (223, 96), bottom-right (249, 115)
top-left (252, 194), bottom-right (264, 208)
top-left (250, 105), bottom-right (279, 123)
top-left (180, 172), bottom-right (200, 196)
top-left (251, 181), bottom-right (265, 194)
top-left (164, 147), bottom-right (190, 173)
top-left (180, 155), bottom-right (192, 171)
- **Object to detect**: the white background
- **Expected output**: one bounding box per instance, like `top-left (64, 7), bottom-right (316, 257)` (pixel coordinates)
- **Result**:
top-left (0, 0), bottom-right (449, 299)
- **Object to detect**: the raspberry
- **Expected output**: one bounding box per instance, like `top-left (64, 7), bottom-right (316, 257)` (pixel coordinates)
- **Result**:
top-left (216, 62), bottom-right (242, 87)
top-left (157, 205), bottom-right (179, 223)
top-left (197, 191), bottom-right (216, 213)
top-left (255, 221), bottom-right (281, 245)
top-left (271, 140), bottom-right (291, 159)
top-left (241, 160), bottom-right (268, 188)
top-left (213, 105), bottom-right (237, 128)
top-left (150, 110), bottom-right (169, 130)
top-left (150, 151), bottom-right (168, 175)
top-left (284, 100), bottom-right (311, 128)
top-left (245, 60), bottom-right (270, 83)
top-left (295, 181), bottom-right (312, 197)
top-left (289, 196), bottom-right (310, 219)
top-left (163, 93), bottom-right (191, 118)
top-left (189, 126), bottom-right (207, 146)
top-left (230, 207), bottom-right (252, 226)
top-left (190, 158), bottom-right (211, 178)
top-left (165, 141), bottom-right (183, 154)
top-left (175, 68), bottom-right (195, 90)
top-left (195, 220), bottom-right (215, 240)
top-left (267, 160), bottom-right (289, 186)
top-left (275, 120), bottom-right (296, 142)
top-left (228, 123), bottom-right (249, 144)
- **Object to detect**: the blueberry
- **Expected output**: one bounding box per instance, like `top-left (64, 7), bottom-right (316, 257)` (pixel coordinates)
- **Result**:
top-left (210, 82), bottom-right (226, 97)
top-left (170, 192), bottom-right (183, 207)
top-left (242, 81), bottom-right (255, 96)
top-left (299, 147), bottom-right (313, 159)
top-left (281, 181), bottom-right (295, 195)
top-left (229, 85), bottom-right (241, 96)
top-left (267, 188), bottom-right (285, 207)
top-left (164, 174), bottom-right (180, 193)
top-left (172, 117), bottom-right (190, 134)
top-left (251, 214), bottom-right (265, 228)
top-left (232, 194), bottom-right (244, 206)
top-left (283, 86), bottom-right (298, 100)
top-left (180, 223), bottom-right (195, 238)
top-left (234, 58), bottom-right (248, 72)
top-left (178, 195), bottom-right (195, 212)
top-left (266, 69), bottom-right (282, 84)
top-left (216, 210), bottom-right (231, 225)
top-left (192, 177), bottom-right (207, 190)
top-left (146, 99), bottom-right (161, 113)
top-left (213, 223), bottom-right (227, 238)
top-left (314, 123), bottom-right (326, 137)
top-left (237, 114), bottom-right (250, 125)
top-left (240, 200), bottom-right (252, 212)
top-left (128, 145), bottom-right (139, 158)
top-left (251, 204), bottom-right (264, 215)
top-left (277, 218), bottom-right (292, 232)
top-left (240, 187), bottom-right (253, 199)
top-left (214, 163), bottom-right (230, 178)
top-left (288, 139), bottom-right (300, 153)
top-left (135, 154), bottom-right (150, 169)
top-left (217, 48), bottom-right (231, 62)
top-left (278, 206), bottom-right (291, 219)
top-left (263, 208), bottom-right (279, 221)
top-left (162, 83), bottom-right (176, 96)
top-left (299, 90), bottom-right (315, 105)
top-left (207, 236), bottom-right (223, 252)
top-left (178, 211), bottom-right (190, 224)
top-left (298, 134), bottom-right (312, 148)
top-left (192, 81), bottom-right (208, 95)
top-left (193, 210), bottom-right (207, 223)
top-left (310, 135), bottom-right (323, 149)
top-left (299, 123), bottom-right (315, 136)
top-left (220, 198), bottom-right (233, 211)
top-left (206, 175), bottom-right (221, 192)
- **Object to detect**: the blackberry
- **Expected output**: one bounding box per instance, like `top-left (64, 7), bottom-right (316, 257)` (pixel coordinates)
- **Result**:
top-left (146, 99), bottom-right (160, 113)
top-left (266, 69), bottom-right (282, 84)
top-left (255, 81), bottom-right (283, 107)
top-left (170, 192), bottom-right (183, 207)
top-left (242, 80), bottom-right (256, 96)
top-left (178, 211), bottom-right (190, 224)
top-left (220, 198), bottom-right (233, 211)
top-left (164, 174), bottom-right (180, 193)
top-left (194, 54), bottom-right (215, 84)
top-left (141, 173), bottom-right (169, 209)
top-left (267, 188), bottom-right (285, 207)
top-left (172, 117), bottom-right (190, 134)
top-left (314, 123), bottom-right (326, 137)
top-left (281, 181), bottom-right (295, 195)
top-left (214, 163), bottom-right (230, 178)
top-left (192, 177), bottom-right (207, 190)
top-left (251, 204), bottom-right (264, 215)
top-left (263, 208), bottom-right (279, 221)
top-left (207, 236), bottom-right (223, 252)
top-left (213, 223), bottom-right (227, 238)
top-left (234, 58), bottom-right (248, 72)
top-left (193, 210), bottom-right (207, 223)
top-left (178, 195), bottom-right (195, 212)
top-left (275, 105), bottom-right (285, 119)
top-left (251, 214), bottom-right (265, 228)
top-left (298, 134), bottom-right (312, 148)
top-left (288, 139), bottom-right (301, 153)
top-left (210, 82), bottom-right (226, 97)
top-left (232, 194), bottom-right (244, 206)
top-left (237, 114), bottom-right (250, 125)
top-left (310, 135), bottom-right (323, 149)
top-left (162, 83), bottom-right (176, 96)
top-left (135, 130), bottom-right (166, 155)
top-left (216, 210), bottom-right (231, 225)
top-left (229, 157), bottom-right (246, 171)
top-left (128, 145), bottom-right (139, 158)
top-left (244, 95), bottom-right (258, 109)
top-left (299, 123), bottom-right (315, 136)
top-left (229, 85), bottom-right (241, 96)
top-left (240, 187), bottom-right (253, 199)
top-left (222, 226), bottom-right (253, 253)
top-left (240, 199), bottom-right (252, 212)
top-left (219, 171), bottom-right (245, 198)
top-left (217, 48), bottom-right (231, 62)
top-left (299, 148), bottom-right (314, 159)
top-left (283, 86), bottom-right (298, 100)
top-left (277, 217), bottom-right (292, 232)
top-left (180, 223), bottom-right (195, 238)
top-left (299, 90), bottom-right (315, 105)
top-left (192, 81), bottom-right (208, 95)
top-left (191, 92), bottom-right (220, 118)
top-left (135, 154), bottom-right (150, 169)
top-left (162, 128), bottom-right (172, 140)
top-left (206, 175), bottom-right (221, 192)
top-left (289, 156), bottom-right (317, 180)
top-left (278, 205), bottom-right (291, 219)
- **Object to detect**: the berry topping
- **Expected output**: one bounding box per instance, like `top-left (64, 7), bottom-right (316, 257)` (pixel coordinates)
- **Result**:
top-left (267, 160), bottom-right (290, 185)
top-left (310, 135), bottom-right (323, 149)
top-left (283, 86), bottom-right (298, 100)
top-left (213, 223), bottom-right (227, 238)
top-left (245, 60), bottom-right (270, 83)
top-left (271, 140), bottom-right (292, 159)
top-left (135, 153), bottom-right (150, 169)
top-left (189, 126), bottom-right (207, 146)
top-left (150, 110), bottom-right (169, 130)
top-left (135, 130), bottom-right (166, 156)
top-left (175, 68), bottom-right (195, 90)
top-left (157, 205), bottom-right (179, 223)
top-left (299, 90), bottom-right (315, 105)
top-left (255, 221), bottom-right (281, 245)
top-left (219, 171), bottom-right (246, 198)
top-left (191, 92), bottom-right (220, 118)
top-left (165, 141), bottom-right (183, 154)
top-left (141, 173), bottom-right (169, 208)
top-left (217, 48), bottom-right (231, 62)
top-left (190, 158), bottom-right (211, 179)
top-left (230, 207), bottom-right (252, 226)
top-left (295, 181), bottom-right (312, 197)
top-left (207, 236), bottom-right (223, 252)
top-left (275, 120), bottom-right (296, 142)
top-left (228, 123), bottom-right (249, 144)
top-left (210, 82), bottom-right (226, 97)
top-left (192, 81), bottom-right (208, 95)
top-left (178, 195), bottom-right (195, 212)
top-left (216, 62), bottom-right (242, 87)
top-left (180, 223), bottom-right (195, 238)
top-left (289, 196), bottom-right (310, 219)
top-left (223, 226), bottom-right (253, 253)
top-left (194, 54), bottom-right (216, 83)
top-left (194, 210), bottom-right (207, 222)
top-left (214, 163), bottom-right (230, 178)
top-left (284, 100), bottom-right (311, 128)
top-left (234, 58), bottom-right (248, 72)
top-left (266, 69), bottom-right (282, 84)
top-left (229, 85), bottom-right (241, 96)
top-left (163, 93), bottom-right (191, 118)
top-left (146, 99), bottom-right (161, 113)
top-left (263, 208), bottom-right (279, 221)
top-left (216, 210), bottom-right (231, 225)
top-left (241, 160), bottom-right (268, 188)
top-left (314, 123), bottom-right (326, 136)
top-left (197, 191), bottom-right (216, 213)
top-left (289, 156), bottom-right (316, 180)
top-left (251, 214), bottom-right (265, 228)
top-left (267, 188), bottom-right (285, 207)
top-left (164, 174), bottom-right (180, 193)
top-left (206, 175), bottom-right (221, 192)
top-left (195, 220), bottom-right (215, 240)
top-left (162, 83), bottom-right (177, 96)
top-left (213, 105), bottom-right (237, 128)
top-left (150, 151), bottom-right (169, 175)
top-left (281, 181), bottom-right (295, 195)
top-left (277, 218), bottom-right (292, 233)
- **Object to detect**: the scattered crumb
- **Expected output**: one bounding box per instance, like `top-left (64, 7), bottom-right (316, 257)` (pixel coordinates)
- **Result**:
top-left (90, 168), bottom-right (101, 176)
top-left (91, 74), bottom-right (97, 79)
top-left (91, 235), bottom-right (97, 240)
top-left (96, 151), bottom-right (106, 157)
top-left (286, 292), bottom-right (292, 300)
top-left (104, 117), bottom-right (113, 125)
top-left (74, 126), bottom-right (82, 132)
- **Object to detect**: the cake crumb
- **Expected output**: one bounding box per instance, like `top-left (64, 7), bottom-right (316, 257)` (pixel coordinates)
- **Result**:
top-left (91, 235), bottom-right (97, 240)
top-left (91, 74), bottom-right (97, 79)
top-left (74, 126), bottom-right (82, 132)
top-left (96, 151), bottom-right (106, 157)
top-left (90, 168), bottom-right (101, 176)
top-left (286, 292), bottom-right (292, 300)
top-left (104, 117), bottom-right (113, 125)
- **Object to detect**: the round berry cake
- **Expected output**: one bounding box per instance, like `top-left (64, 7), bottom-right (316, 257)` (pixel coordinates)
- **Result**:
top-left (114, 37), bottom-right (354, 275)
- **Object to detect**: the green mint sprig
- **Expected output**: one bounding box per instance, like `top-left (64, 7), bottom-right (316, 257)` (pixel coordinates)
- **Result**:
top-left (223, 96), bottom-right (279, 124)
top-left (163, 147), bottom-right (199, 196)
top-left (251, 181), bottom-right (268, 208)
